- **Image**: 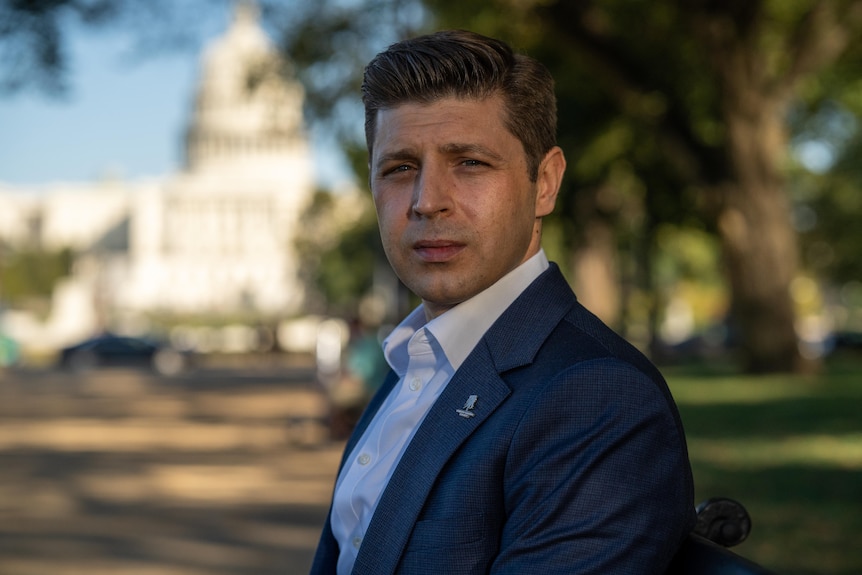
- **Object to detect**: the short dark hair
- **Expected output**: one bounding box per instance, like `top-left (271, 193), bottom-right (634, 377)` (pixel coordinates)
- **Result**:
top-left (362, 29), bottom-right (557, 181)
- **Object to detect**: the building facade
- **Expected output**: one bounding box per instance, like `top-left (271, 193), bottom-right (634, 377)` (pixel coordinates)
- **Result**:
top-left (0, 3), bottom-right (317, 352)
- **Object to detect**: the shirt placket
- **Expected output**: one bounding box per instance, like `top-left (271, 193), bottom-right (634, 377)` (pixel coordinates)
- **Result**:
top-left (337, 329), bottom-right (437, 563)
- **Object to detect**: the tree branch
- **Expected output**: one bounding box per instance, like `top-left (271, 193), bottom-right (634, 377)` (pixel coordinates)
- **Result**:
top-left (779, 0), bottom-right (862, 97)
top-left (537, 1), bottom-right (729, 185)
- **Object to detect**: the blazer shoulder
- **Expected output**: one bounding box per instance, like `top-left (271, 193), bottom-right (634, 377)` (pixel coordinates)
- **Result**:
top-left (561, 299), bottom-right (667, 385)
top-left (484, 264), bottom-right (577, 372)
top-left (485, 263), bottom-right (665, 388)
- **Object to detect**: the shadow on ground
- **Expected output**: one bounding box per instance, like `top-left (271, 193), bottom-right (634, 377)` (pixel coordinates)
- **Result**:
top-left (671, 373), bottom-right (862, 575)
top-left (0, 365), bottom-right (342, 575)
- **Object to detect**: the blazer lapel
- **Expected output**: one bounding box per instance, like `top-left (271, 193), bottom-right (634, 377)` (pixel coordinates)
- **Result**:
top-left (352, 346), bottom-right (511, 575)
top-left (351, 264), bottom-right (576, 574)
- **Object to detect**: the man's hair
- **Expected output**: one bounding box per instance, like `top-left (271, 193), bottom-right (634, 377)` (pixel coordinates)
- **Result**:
top-left (362, 29), bottom-right (557, 181)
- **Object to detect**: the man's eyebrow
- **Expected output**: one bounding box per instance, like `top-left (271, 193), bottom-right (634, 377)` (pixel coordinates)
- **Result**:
top-left (440, 142), bottom-right (505, 162)
top-left (373, 143), bottom-right (506, 171)
top-left (374, 149), bottom-right (417, 170)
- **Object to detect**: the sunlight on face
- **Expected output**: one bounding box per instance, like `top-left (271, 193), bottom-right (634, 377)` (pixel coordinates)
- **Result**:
top-left (370, 95), bottom-right (562, 319)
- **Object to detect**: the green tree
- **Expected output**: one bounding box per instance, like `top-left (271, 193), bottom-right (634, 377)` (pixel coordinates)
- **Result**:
top-left (284, 0), bottom-right (862, 372)
top-left (6, 0), bottom-right (862, 372)
top-left (0, 246), bottom-right (73, 306)
top-left (295, 187), bottom-right (386, 317)
top-left (0, 0), bottom-right (226, 96)
top-left (789, 52), bottom-right (862, 292)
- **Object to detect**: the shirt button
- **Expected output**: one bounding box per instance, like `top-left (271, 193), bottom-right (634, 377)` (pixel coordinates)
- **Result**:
top-left (358, 453), bottom-right (371, 465)
top-left (409, 376), bottom-right (422, 391)
top-left (353, 536), bottom-right (362, 549)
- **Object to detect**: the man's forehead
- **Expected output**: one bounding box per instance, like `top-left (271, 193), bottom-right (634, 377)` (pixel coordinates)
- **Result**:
top-left (374, 93), bottom-right (503, 114)
top-left (373, 96), bottom-right (507, 137)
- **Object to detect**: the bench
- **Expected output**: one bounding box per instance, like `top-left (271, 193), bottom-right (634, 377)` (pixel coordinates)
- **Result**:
top-left (667, 498), bottom-right (777, 574)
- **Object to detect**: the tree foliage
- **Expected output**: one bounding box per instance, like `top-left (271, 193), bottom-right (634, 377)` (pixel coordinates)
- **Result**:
top-left (0, 0), bottom-right (232, 96)
top-left (3, 0), bottom-right (862, 372)
top-left (295, 186), bottom-right (385, 317)
top-left (283, 0), bottom-right (862, 372)
top-left (0, 246), bottom-right (73, 305)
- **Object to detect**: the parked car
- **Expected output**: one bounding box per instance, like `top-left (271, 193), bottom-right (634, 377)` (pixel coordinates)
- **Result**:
top-left (58, 334), bottom-right (190, 375)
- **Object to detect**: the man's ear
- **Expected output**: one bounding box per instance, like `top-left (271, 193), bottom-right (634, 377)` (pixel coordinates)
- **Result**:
top-left (535, 146), bottom-right (566, 218)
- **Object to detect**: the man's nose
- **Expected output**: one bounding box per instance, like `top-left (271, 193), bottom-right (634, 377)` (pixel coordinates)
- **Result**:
top-left (411, 166), bottom-right (453, 217)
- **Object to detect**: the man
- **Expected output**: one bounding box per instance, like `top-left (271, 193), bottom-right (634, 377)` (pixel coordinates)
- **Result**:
top-left (311, 30), bottom-right (695, 575)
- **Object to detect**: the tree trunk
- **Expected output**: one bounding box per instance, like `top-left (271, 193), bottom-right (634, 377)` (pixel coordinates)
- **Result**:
top-left (716, 104), bottom-right (802, 372)
top-left (690, 4), bottom-right (809, 373)
top-left (572, 220), bottom-right (620, 328)
top-left (570, 185), bottom-right (622, 329)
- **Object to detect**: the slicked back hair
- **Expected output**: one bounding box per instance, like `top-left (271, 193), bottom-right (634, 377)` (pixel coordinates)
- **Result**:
top-left (362, 29), bottom-right (557, 182)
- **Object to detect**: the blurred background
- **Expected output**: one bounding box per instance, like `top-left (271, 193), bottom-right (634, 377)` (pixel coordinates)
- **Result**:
top-left (0, 0), bottom-right (860, 573)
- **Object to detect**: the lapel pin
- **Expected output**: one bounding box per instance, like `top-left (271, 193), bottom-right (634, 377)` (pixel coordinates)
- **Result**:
top-left (456, 395), bottom-right (478, 418)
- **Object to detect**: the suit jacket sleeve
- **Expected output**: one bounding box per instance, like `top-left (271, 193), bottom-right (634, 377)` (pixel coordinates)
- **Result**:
top-left (491, 358), bottom-right (694, 575)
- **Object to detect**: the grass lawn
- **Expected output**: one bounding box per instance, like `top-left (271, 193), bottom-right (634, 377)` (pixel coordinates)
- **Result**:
top-left (665, 356), bottom-right (862, 575)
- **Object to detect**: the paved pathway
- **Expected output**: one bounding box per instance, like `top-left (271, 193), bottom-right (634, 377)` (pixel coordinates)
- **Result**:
top-left (0, 365), bottom-right (343, 574)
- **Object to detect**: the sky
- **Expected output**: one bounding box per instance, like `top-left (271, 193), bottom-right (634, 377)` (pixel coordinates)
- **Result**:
top-left (0, 14), bottom-right (349, 190)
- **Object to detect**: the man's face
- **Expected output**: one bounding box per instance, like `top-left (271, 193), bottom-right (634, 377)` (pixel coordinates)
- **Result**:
top-left (370, 95), bottom-right (563, 319)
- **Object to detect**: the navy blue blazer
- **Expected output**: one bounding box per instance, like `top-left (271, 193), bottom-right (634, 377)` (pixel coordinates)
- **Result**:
top-left (311, 264), bottom-right (695, 574)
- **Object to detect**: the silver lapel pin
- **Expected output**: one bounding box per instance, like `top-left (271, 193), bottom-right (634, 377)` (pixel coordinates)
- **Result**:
top-left (456, 394), bottom-right (478, 418)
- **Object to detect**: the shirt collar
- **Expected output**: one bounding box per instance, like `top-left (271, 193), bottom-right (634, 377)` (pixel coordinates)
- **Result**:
top-left (383, 250), bottom-right (549, 376)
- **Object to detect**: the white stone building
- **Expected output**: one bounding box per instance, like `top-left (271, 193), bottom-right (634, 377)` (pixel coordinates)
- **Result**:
top-left (0, 3), bottom-right (319, 352)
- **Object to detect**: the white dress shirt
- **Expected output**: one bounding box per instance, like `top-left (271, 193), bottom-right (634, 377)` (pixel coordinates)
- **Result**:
top-left (331, 250), bottom-right (550, 575)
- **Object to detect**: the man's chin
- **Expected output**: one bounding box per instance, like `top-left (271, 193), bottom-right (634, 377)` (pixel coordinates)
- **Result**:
top-left (414, 286), bottom-right (481, 319)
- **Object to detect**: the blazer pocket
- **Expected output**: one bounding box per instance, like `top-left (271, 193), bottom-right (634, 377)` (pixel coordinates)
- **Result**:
top-left (405, 513), bottom-right (487, 552)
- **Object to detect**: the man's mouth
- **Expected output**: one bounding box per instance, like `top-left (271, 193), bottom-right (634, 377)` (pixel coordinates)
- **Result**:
top-left (413, 240), bottom-right (465, 263)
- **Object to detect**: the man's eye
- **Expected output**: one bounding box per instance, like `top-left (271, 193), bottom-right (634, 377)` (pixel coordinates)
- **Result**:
top-left (462, 159), bottom-right (485, 167)
top-left (385, 164), bottom-right (412, 175)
